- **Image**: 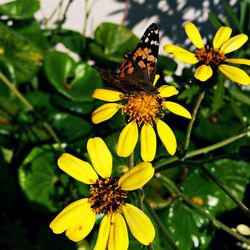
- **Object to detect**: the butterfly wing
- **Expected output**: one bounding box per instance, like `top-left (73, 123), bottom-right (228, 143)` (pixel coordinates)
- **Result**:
top-left (119, 23), bottom-right (159, 92)
top-left (96, 23), bottom-right (159, 94)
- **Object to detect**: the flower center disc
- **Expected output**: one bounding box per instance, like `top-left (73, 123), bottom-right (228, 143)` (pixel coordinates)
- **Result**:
top-left (89, 177), bottom-right (127, 215)
top-left (122, 94), bottom-right (163, 125)
top-left (195, 47), bottom-right (226, 68)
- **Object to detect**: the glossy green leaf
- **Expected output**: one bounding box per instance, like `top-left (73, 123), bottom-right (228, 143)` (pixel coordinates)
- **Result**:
top-left (0, 0), bottom-right (40, 20)
top-left (54, 29), bottom-right (86, 55)
top-left (51, 112), bottom-right (92, 141)
top-left (91, 22), bottom-right (139, 62)
top-left (14, 20), bottom-right (49, 51)
top-left (159, 200), bottom-right (212, 250)
top-left (204, 159), bottom-right (250, 211)
top-left (52, 94), bottom-right (95, 115)
top-left (18, 145), bottom-right (63, 212)
top-left (0, 22), bottom-right (42, 83)
top-left (45, 50), bottom-right (102, 102)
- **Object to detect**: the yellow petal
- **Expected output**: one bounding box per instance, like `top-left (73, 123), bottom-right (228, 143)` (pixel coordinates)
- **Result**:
top-left (194, 64), bottom-right (213, 81)
top-left (57, 153), bottom-right (98, 184)
top-left (87, 137), bottom-right (112, 178)
top-left (108, 213), bottom-right (128, 250)
top-left (164, 101), bottom-right (192, 119)
top-left (220, 34), bottom-right (248, 54)
top-left (50, 198), bottom-right (96, 242)
top-left (158, 85), bottom-right (179, 98)
top-left (153, 74), bottom-right (160, 86)
top-left (225, 58), bottom-right (250, 66)
top-left (118, 162), bottom-right (154, 191)
top-left (92, 88), bottom-right (123, 102)
top-left (213, 26), bottom-right (232, 49)
top-left (219, 64), bottom-right (250, 85)
top-left (156, 120), bottom-right (177, 155)
top-left (184, 22), bottom-right (204, 49)
top-left (173, 50), bottom-right (199, 64)
top-left (94, 215), bottom-right (111, 250)
top-left (140, 124), bottom-right (156, 162)
top-left (91, 103), bottom-right (120, 124)
top-left (117, 121), bottom-right (138, 157)
top-left (164, 44), bottom-right (188, 53)
top-left (122, 203), bottom-right (155, 245)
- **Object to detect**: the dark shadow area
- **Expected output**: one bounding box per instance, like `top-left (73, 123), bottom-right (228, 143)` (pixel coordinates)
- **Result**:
top-left (111, 0), bottom-right (240, 45)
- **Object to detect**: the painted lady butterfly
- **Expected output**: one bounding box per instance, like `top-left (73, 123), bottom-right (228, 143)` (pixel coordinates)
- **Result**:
top-left (97, 23), bottom-right (159, 95)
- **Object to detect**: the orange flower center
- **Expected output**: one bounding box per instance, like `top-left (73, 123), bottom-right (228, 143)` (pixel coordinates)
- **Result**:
top-left (89, 177), bottom-right (127, 215)
top-left (122, 94), bottom-right (164, 126)
top-left (195, 46), bottom-right (226, 68)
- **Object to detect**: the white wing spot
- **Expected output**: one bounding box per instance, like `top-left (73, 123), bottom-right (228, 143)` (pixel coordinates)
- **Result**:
top-left (145, 37), bottom-right (149, 43)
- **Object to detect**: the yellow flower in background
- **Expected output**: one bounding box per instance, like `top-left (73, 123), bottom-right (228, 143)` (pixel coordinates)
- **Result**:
top-left (50, 137), bottom-right (155, 249)
top-left (91, 76), bottom-right (191, 162)
top-left (164, 22), bottom-right (250, 85)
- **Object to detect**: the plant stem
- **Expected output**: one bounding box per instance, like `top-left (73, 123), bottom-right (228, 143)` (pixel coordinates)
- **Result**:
top-left (83, 0), bottom-right (90, 36)
top-left (155, 126), bottom-right (250, 171)
top-left (184, 90), bottom-right (205, 151)
top-left (128, 151), bottom-right (154, 250)
top-left (157, 173), bottom-right (250, 245)
top-left (201, 166), bottom-right (250, 216)
top-left (0, 71), bottom-right (62, 146)
top-left (121, 0), bottom-right (130, 25)
top-left (145, 201), bottom-right (180, 250)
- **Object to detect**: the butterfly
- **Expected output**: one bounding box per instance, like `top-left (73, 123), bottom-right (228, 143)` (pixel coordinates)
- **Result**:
top-left (97, 23), bottom-right (159, 95)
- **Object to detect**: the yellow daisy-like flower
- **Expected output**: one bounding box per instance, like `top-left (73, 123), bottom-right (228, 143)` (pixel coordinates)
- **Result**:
top-left (50, 137), bottom-right (155, 249)
top-left (164, 22), bottom-right (250, 85)
top-left (91, 76), bottom-right (191, 162)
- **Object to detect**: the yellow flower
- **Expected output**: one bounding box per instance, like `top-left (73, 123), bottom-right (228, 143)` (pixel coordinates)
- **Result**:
top-left (91, 76), bottom-right (191, 162)
top-left (164, 22), bottom-right (250, 85)
top-left (50, 137), bottom-right (155, 249)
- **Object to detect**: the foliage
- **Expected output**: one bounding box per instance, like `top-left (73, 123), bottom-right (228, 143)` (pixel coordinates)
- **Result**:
top-left (0, 0), bottom-right (250, 250)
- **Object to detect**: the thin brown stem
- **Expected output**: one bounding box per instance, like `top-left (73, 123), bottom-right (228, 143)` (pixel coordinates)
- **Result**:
top-left (0, 71), bottom-right (62, 147)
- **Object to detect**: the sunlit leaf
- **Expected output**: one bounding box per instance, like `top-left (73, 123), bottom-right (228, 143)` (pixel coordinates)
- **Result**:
top-left (0, 22), bottom-right (42, 83)
top-left (18, 145), bottom-right (64, 212)
top-left (45, 50), bottom-right (102, 102)
top-left (0, 0), bottom-right (40, 20)
top-left (90, 22), bottom-right (139, 63)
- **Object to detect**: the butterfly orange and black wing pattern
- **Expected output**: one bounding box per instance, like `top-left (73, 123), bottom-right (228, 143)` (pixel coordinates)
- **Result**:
top-left (97, 23), bottom-right (159, 95)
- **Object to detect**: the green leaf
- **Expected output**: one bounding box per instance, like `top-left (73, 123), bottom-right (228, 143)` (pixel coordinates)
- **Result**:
top-left (0, 22), bottom-right (42, 83)
top-left (228, 86), bottom-right (250, 106)
top-left (221, 0), bottom-right (243, 33)
top-left (177, 85), bottom-right (200, 104)
top-left (208, 13), bottom-right (223, 29)
top-left (54, 29), bottom-right (86, 55)
top-left (194, 106), bottom-right (242, 142)
top-left (0, 152), bottom-right (15, 211)
top-left (45, 50), bottom-right (102, 102)
top-left (52, 94), bottom-right (95, 115)
top-left (50, 112), bottom-right (92, 141)
top-left (14, 20), bottom-right (49, 52)
top-left (211, 77), bottom-right (225, 114)
top-left (91, 22), bottom-right (139, 63)
top-left (204, 159), bottom-right (250, 211)
top-left (18, 145), bottom-right (63, 213)
top-left (159, 200), bottom-right (213, 250)
top-left (0, 0), bottom-right (40, 20)
top-left (157, 55), bottom-right (177, 75)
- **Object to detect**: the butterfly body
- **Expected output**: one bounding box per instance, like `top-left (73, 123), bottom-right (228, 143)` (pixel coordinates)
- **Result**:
top-left (97, 23), bottom-right (159, 95)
